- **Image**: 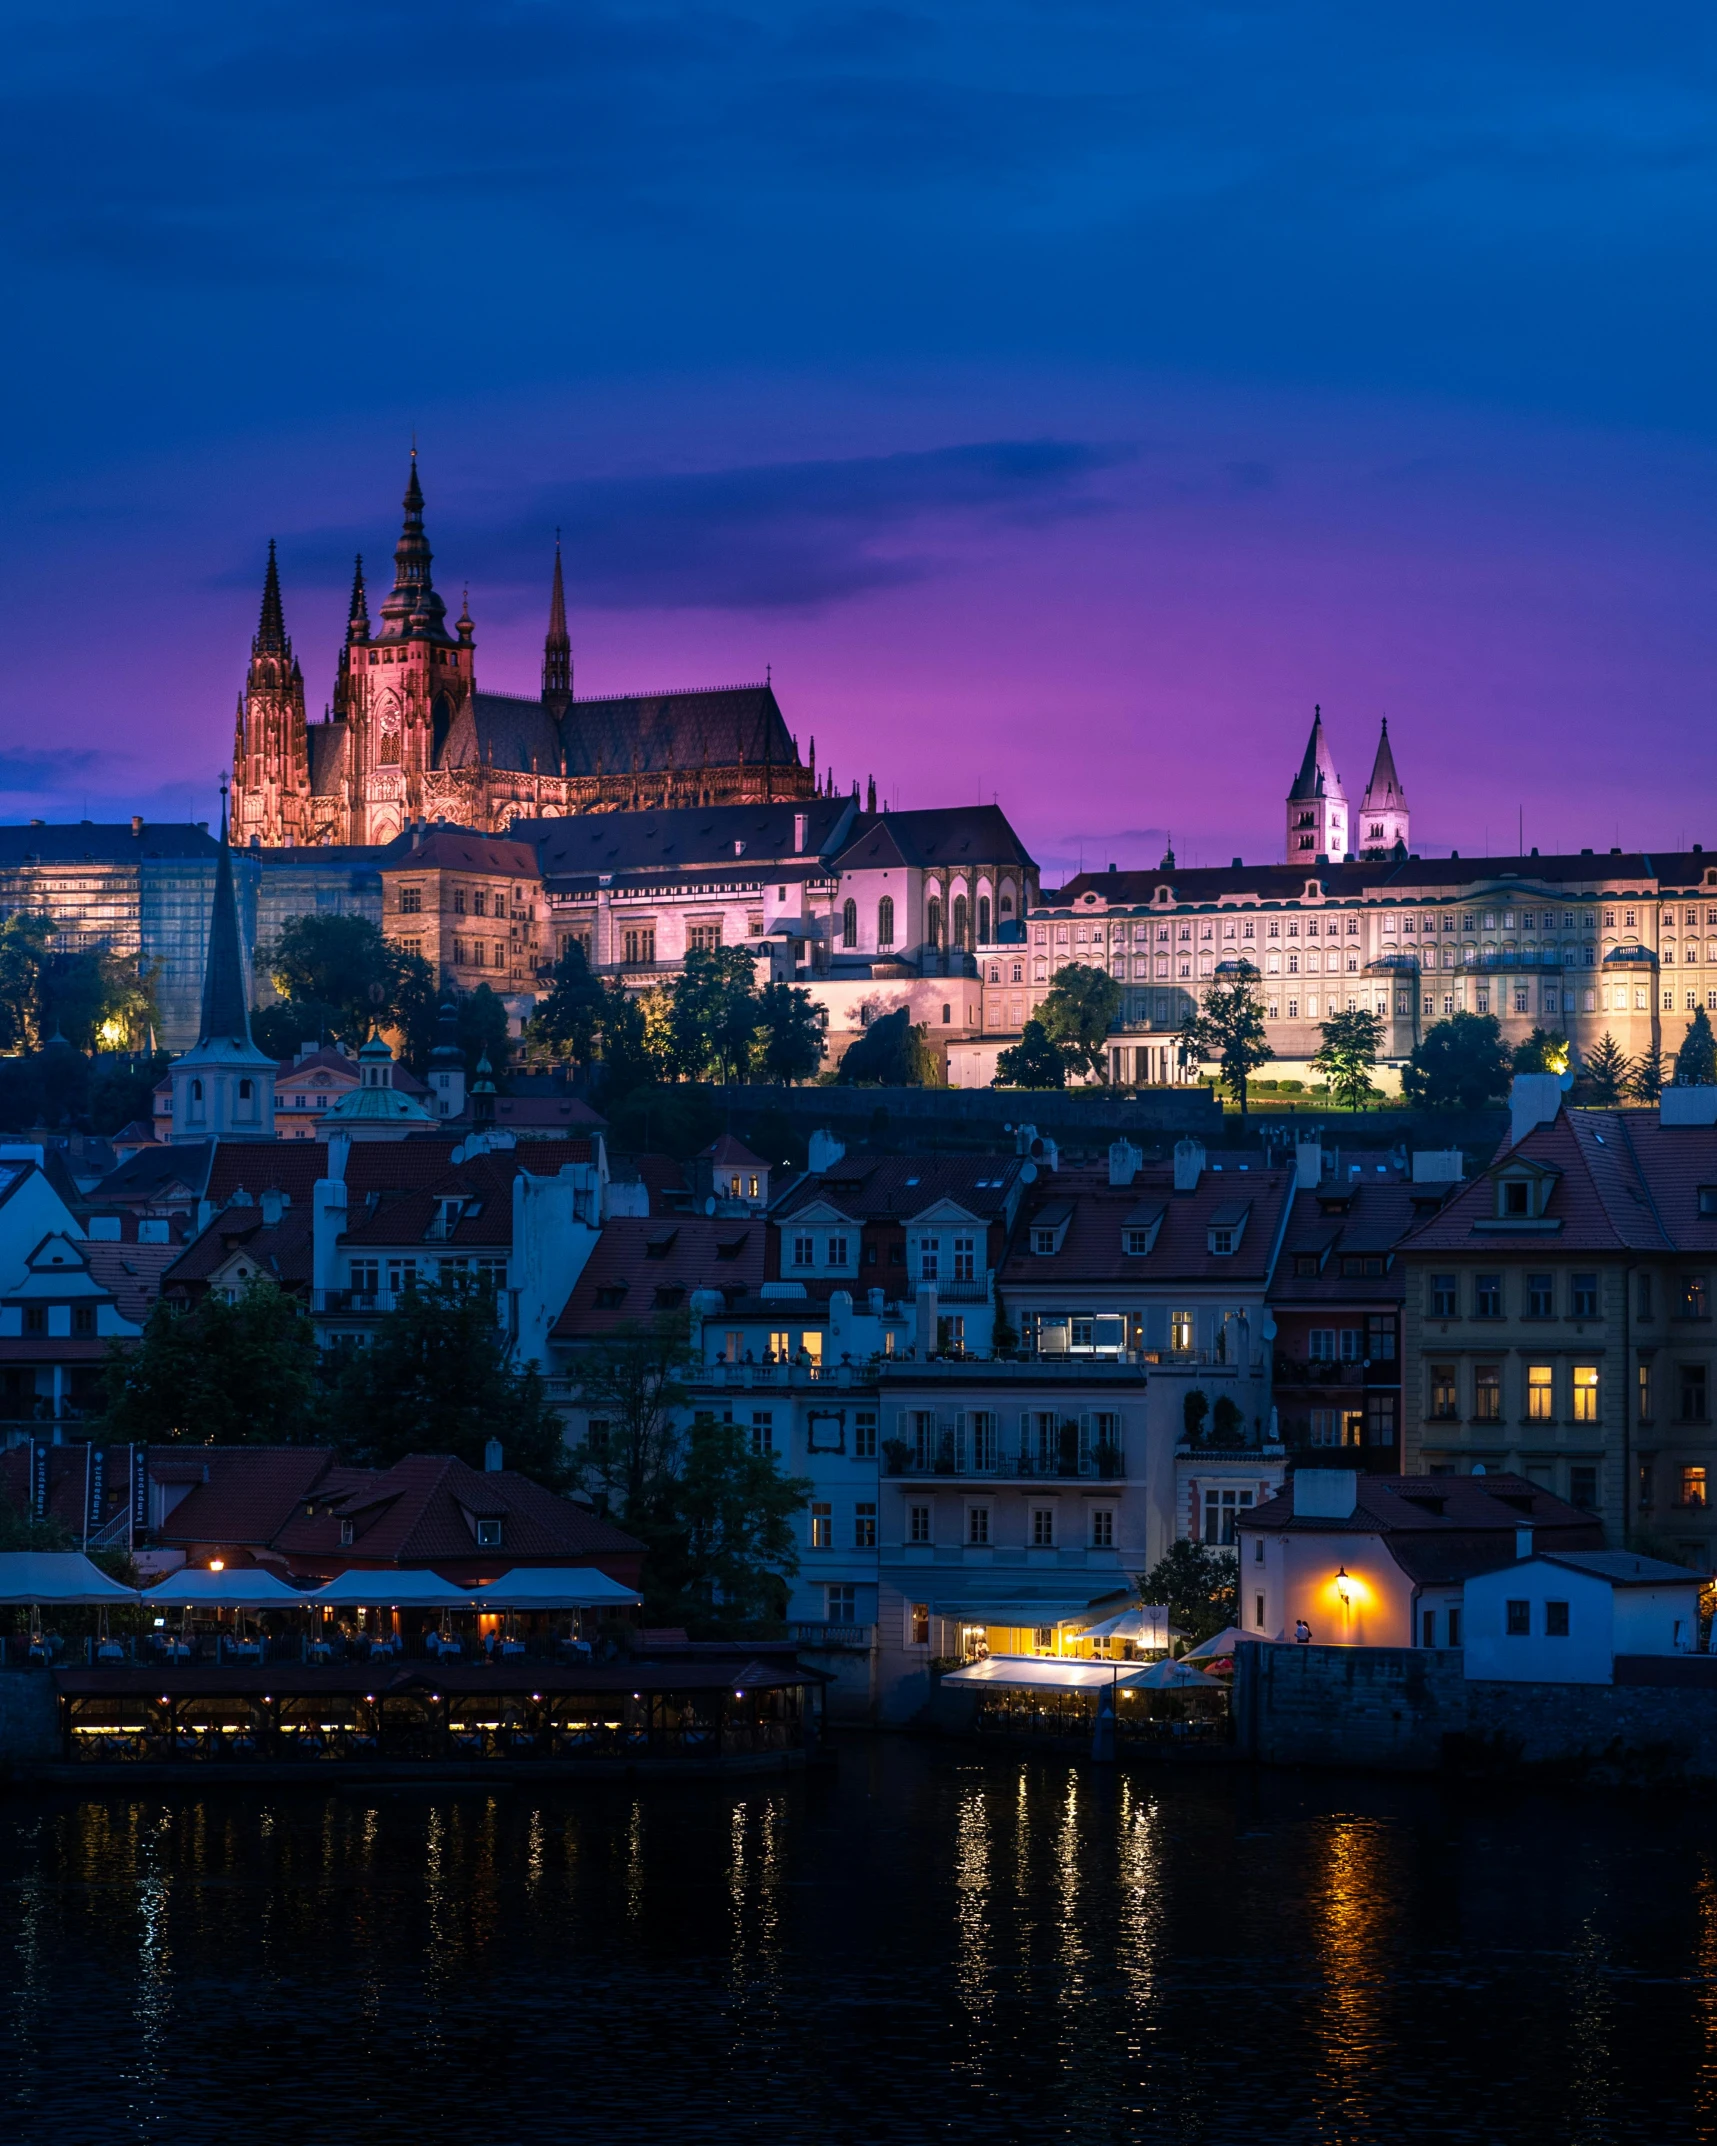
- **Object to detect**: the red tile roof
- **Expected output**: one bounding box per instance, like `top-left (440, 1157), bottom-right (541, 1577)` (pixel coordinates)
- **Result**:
top-left (1399, 1109), bottom-right (1673, 1255)
top-left (1240, 1469), bottom-right (1603, 1583)
top-left (776, 1153), bottom-right (1022, 1224)
top-left (702, 1133), bottom-right (767, 1170)
top-left (554, 1217), bottom-right (764, 1337)
top-left (1267, 1183), bottom-right (1422, 1307)
top-left (342, 1149), bottom-right (589, 1249)
top-left (85, 1242), bottom-right (180, 1323)
top-left (997, 1165), bottom-right (1294, 1287)
top-left (161, 1208), bottom-right (315, 1295)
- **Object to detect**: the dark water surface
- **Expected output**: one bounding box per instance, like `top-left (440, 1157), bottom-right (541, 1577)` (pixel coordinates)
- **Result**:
top-left (2, 1739), bottom-right (1715, 2145)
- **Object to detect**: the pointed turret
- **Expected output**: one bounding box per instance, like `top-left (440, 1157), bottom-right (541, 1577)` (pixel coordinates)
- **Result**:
top-left (168, 791), bottom-right (277, 1141)
top-left (347, 554), bottom-right (370, 640)
top-left (379, 448), bottom-right (451, 642)
top-left (1284, 704), bottom-right (1349, 863)
top-left (542, 539), bottom-right (572, 721)
top-left (1358, 718), bottom-right (1410, 857)
top-left (254, 540), bottom-right (288, 657)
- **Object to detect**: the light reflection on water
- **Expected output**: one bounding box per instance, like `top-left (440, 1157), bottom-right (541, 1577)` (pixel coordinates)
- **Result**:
top-left (0, 1741), bottom-right (1714, 2146)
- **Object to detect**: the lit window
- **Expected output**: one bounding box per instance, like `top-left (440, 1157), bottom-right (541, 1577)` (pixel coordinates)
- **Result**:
top-left (1572, 1365), bottom-right (1600, 1423)
top-left (1527, 1364), bottom-right (1554, 1421)
top-left (1683, 1466), bottom-right (1708, 1508)
top-left (810, 1503), bottom-right (832, 1549)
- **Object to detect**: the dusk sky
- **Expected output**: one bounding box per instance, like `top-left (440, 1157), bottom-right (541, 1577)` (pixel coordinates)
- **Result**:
top-left (2, 2), bottom-right (1714, 883)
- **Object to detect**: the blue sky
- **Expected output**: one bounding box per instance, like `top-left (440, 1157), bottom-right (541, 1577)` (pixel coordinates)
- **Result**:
top-left (1, 2), bottom-right (1713, 876)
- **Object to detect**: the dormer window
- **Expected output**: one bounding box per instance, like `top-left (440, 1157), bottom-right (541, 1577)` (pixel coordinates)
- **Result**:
top-left (339, 1519), bottom-right (354, 1546)
top-left (475, 1518), bottom-right (503, 1548)
top-left (1123, 1228), bottom-right (1153, 1256)
top-left (1031, 1227), bottom-right (1057, 1255)
top-left (1499, 1177), bottom-right (1534, 1218)
top-left (1210, 1227), bottom-right (1236, 1255)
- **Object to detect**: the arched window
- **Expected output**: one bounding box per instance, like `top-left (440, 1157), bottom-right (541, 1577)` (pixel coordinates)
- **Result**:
top-left (190, 1079), bottom-right (203, 1102)
top-left (978, 896), bottom-right (991, 944)
top-left (842, 898), bottom-right (857, 949)
top-left (877, 896), bottom-right (895, 948)
top-left (927, 897), bottom-right (944, 948)
top-left (953, 894), bottom-right (968, 949)
top-left (1000, 892), bottom-right (1014, 917)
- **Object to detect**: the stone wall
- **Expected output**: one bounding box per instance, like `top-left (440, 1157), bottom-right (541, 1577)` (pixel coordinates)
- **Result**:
top-left (1234, 1642), bottom-right (1717, 1785)
top-left (0, 1672), bottom-right (59, 1769)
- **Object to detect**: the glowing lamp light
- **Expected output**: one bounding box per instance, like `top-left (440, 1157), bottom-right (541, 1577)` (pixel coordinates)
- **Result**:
top-left (734, 1689), bottom-right (744, 1699)
top-left (1335, 1565), bottom-right (1353, 1606)
top-left (209, 1559), bottom-right (225, 1573)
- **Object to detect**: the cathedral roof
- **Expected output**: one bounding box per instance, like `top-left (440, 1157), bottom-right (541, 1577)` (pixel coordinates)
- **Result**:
top-left (827, 805), bottom-right (1037, 873)
top-left (1361, 718), bottom-right (1406, 810)
top-left (442, 692), bottom-right (563, 777)
top-left (1287, 707), bottom-right (1345, 802)
top-left (307, 721), bottom-right (348, 795)
top-left (559, 682), bottom-right (795, 779)
top-left (522, 796), bottom-right (857, 884)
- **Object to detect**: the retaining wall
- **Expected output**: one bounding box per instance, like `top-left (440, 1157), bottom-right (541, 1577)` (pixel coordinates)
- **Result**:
top-left (0, 1672), bottom-right (59, 1769)
top-left (1234, 1643), bottom-right (1717, 1785)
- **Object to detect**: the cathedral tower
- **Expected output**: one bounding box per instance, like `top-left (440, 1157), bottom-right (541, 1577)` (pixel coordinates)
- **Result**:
top-left (341, 452), bottom-right (475, 844)
top-left (1284, 706), bottom-right (1348, 864)
top-left (542, 539), bottom-right (572, 722)
top-left (230, 542), bottom-right (311, 846)
top-left (1358, 718), bottom-right (1409, 857)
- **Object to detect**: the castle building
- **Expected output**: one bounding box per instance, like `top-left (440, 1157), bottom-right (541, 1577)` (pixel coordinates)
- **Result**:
top-left (231, 455), bottom-right (815, 849)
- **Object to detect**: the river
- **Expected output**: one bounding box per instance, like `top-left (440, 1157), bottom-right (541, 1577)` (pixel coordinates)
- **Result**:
top-left (1, 1739), bottom-right (1713, 2144)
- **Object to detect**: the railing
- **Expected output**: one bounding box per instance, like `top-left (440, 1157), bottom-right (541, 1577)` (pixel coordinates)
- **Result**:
top-left (884, 1437), bottom-right (1128, 1481)
top-left (789, 1623), bottom-right (876, 1649)
top-left (1272, 1359), bottom-right (1376, 1388)
top-left (928, 1278), bottom-right (992, 1305)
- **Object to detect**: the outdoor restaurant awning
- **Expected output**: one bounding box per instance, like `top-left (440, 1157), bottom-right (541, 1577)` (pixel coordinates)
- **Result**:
top-left (308, 1570), bottom-right (479, 1608)
top-left (1182, 1625), bottom-right (1264, 1661)
top-left (1077, 1606), bottom-right (1171, 1647)
top-left (139, 1567), bottom-right (309, 1611)
top-left (0, 1551), bottom-right (138, 1605)
top-left (467, 1568), bottom-right (642, 1610)
top-left (941, 1655), bottom-right (1182, 1693)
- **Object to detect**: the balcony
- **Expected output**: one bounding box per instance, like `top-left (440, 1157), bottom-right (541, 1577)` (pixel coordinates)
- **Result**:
top-left (884, 1431), bottom-right (1128, 1481)
top-left (788, 1622), bottom-right (876, 1649)
top-left (927, 1277), bottom-right (992, 1305)
top-left (1272, 1358), bottom-right (1392, 1389)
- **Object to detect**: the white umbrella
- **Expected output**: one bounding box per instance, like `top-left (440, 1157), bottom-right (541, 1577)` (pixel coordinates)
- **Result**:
top-left (0, 1551), bottom-right (138, 1604)
top-left (1077, 1605), bottom-right (1170, 1646)
top-left (1181, 1625), bottom-right (1261, 1661)
top-left (140, 1567), bottom-right (307, 1611)
top-left (466, 1567), bottom-right (641, 1610)
top-left (1127, 1656), bottom-right (1223, 1690)
top-left (308, 1569), bottom-right (479, 1608)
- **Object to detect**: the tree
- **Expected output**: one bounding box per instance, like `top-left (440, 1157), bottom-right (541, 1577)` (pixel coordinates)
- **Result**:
top-left (994, 1018), bottom-right (1066, 1089)
top-left (1312, 1006), bottom-right (1385, 1111)
top-left (642, 1414), bottom-right (811, 1636)
top-left (669, 946), bottom-right (761, 1083)
top-left (1512, 1027), bottom-right (1571, 1076)
top-left (88, 1051), bottom-right (171, 1136)
top-left (99, 1279), bottom-right (321, 1447)
top-left (529, 939), bottom-right (605, 1069)
top-left (262, 914), bottom-right (436, 1061)
top-left (1400, 1012), bottom-right (1511, 1110)
top-left (1037, 963), bottom-right (1122, 1083)
top-left (0, 913), bottom-right (54, 1052)
top-left (1581, 1031), bottom-right (1632, 1106)
top-left (1677, 1007), bottom-right (1717, 1087)
top-left (1629, 1042), bottom-right (1668, 1104)
top-left (323, 1273), bottom-right (570, 1487)
top-left (1182, 1389), bottom-right (1209, 1444)
top-left (1178, 966), bottom-right (1272, 1122)
top-left (835, 1005), bottom-right (927, 1086)
top-left (1139, 1538), bottom-right (1238, 1646)
top-left (456, 983), bottom-right (512, 1086)
top-left (45, 945), bottom-right (156, 1052)
top-left (753, 982), bottom-right (826, 1084)
top-left (572, 1313), bottom-right (697, 1518)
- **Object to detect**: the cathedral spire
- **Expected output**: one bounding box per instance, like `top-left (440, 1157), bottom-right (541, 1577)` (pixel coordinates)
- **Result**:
top-left (1284, 704), bottom-right (1349, 863)
top-left (199, 789), bottom-right (253, 1048)
top-left (1359, 717), bottom-right (1410, 857)
top-left (347, 554), bottom-right (369, 640)
top-left (380, 447), bottom-right (450, 641)
top-left (254, 540), bottom-right (288, 657)
top-left (542, 537), bottom-right (572, 720)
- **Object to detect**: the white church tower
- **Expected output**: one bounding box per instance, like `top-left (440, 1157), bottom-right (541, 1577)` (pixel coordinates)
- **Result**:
top-left (170, 800), bottom-right (277, 1143)
top-left (1284, 706), bottom-right (1348, 864)
top-left (1358, 718), bottom-right (1409, 857)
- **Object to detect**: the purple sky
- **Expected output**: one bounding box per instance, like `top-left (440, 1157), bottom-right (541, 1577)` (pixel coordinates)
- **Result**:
top-left (1, 4), bottom-right (1713, 887)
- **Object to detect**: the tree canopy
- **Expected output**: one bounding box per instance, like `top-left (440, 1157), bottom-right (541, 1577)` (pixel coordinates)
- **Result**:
top-left (1312, 1006), bottom-right (1385, 1111)
top-left (0, 912), bottom-right (156, 1057)
top-left (1629, 1041), bottom-right (1668, 1104)
top-left (1400, 1011), bottom-right (1511, 1109)
top-left (99, 1279), bottom-right (321, 1447)
top-left (1512, 1027), bottom-right (1571, 1076)
top-left (1178, 967), bottom-right (1272, 1121)
top-left (1579, 1031), bottom-right (1631, 1105)
top-left (1138, 1538), bottom-right (1238, 1645)
top-left (528, 938), bottom-right (606, 1068)
top-left (322, 1273), bottom-right (570, 1485)
top-left (260, 913), bottom-right (439, 1068)
top-left (994, 1018), bottom-right (1066, 1089)
top-left (668, 946), bottom-right (764, 1082)
top-left (835, 1005), bottom-right (927, 1086)
top-left (1037, 962), bottom-right (1122, 1082)
top-left (753, 981), bottom-right (826, 1084)
top-left (572, 1313), bottom-right (696, 1519)
top-left (1677, 1007), bottom-right (1717, 1087)
top-left (640, 1414), bottom-right (810, 1635)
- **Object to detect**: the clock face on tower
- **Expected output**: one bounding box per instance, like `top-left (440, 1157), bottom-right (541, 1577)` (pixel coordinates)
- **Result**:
top-left (378, 691), bottom-right (402, 735)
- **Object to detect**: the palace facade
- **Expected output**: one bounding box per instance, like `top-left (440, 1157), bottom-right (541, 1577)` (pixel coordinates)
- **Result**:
top-left (230, 457), bottom-right (817, 849)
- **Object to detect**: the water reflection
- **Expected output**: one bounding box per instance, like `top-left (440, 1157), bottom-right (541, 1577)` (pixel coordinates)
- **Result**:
top-left (0, 1758), bottom-right (1714, 2144)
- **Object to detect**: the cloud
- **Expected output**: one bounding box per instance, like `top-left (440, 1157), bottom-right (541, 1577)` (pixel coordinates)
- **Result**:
top-left (0, 748), bottom-right (107, 795)
top-left (258, 438), bottom-right (1132, 613)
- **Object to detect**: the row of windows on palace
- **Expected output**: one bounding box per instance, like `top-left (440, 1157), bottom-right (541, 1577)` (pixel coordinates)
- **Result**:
top-left (396, 886), bottom-right (532, 920)
top-left (1422, 1268), bottom-right (1714, 1320)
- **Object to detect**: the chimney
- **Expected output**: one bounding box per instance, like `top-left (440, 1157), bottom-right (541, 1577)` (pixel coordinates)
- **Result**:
top-left (259, 1187), bottom-right (285, 1227)
top-left (1515, 1527), bottom-right (1534, 1560)
top-left (1108, 1138), bottom-right (1141, 1187)
top-left (131, 815), bottom-right (143, 836)
top-left (793, 812), bottom-right (808, 853)
top-left (1173, 1138), bottom-right (1205, 1193)
top-left (1294, 1136), bottom-right (1322, 1192)
top-left (1295, 1469), bottom-right (1358, 1520)
top-left (1508, 1073), bottom-right (1565, 1150)
top-left (484, 1438), bottom-right (504, 1473)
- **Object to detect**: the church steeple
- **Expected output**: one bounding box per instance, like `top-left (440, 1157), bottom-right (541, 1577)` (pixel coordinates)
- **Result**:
top-left (169, 787), bottom-right (277, 1142)
top-left (254, 540), bottom-right (288, 657)
top-left (1359, 718), bottom-right (1409, 858)
top-left (379, 449), bottom-right (451, 642)
top-left (542, 538), bottom-right (572, 720)
top-left (1284, 705), bottom-right (1349, 863)
top-left (199, 794), bottom-right (252, 1048)
top-left (347, 554), bottom-right (370, 640)
top-left (230, 544), bottom-right (310, 846)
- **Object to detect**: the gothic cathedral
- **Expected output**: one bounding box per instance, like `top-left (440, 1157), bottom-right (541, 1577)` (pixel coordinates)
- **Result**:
top-left (231, 456), bottom-right (817, 847)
